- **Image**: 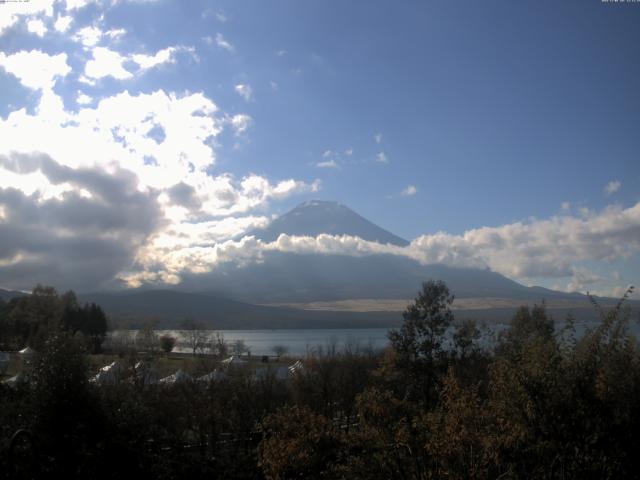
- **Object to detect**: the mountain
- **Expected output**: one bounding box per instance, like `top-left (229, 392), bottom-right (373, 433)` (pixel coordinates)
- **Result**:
top-left (0, 288), bottom-right (28, 302)
top-left (250, 200), bottom-right (410, 246)
top-left (76, 201), bottom-right (635, 327)
top-left (185, 200), bottom-right (571, 304)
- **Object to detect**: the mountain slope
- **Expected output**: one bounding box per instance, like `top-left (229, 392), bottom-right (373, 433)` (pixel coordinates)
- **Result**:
top-left (250, 200), bottom-right (409, 246)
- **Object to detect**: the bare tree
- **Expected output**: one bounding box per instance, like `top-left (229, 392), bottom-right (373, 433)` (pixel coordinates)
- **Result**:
top-left (272, 344), bottom-right (289, 359)
top-left (212, 331), bottom-right (228, 358)
top-left (181, 317), bottom-right (211, 356)
top-left (231, 339), bottom-right (249, 356)
top-left (136, 320), bottom-right (159, 353)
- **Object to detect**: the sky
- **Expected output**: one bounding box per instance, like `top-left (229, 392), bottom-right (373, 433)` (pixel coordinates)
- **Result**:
top-left (0, 0), bottom-right (638, 298)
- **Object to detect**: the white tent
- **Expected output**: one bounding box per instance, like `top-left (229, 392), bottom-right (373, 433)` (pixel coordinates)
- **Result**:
top-left (159, 369), bottom-right (192, 385)
top-left (221, 355), bottom-right (247, 367)
top-left (90, 361), bottom-right (124, 385)
top-left (197, 369), bottom-right (226, 383)
top-left (18, 346), bottom-right (36, 357)
top-left (288, 360), bottom-right (305, 375)
top-left (135, 361), bottom-right (159, 385)
top-left (3, 372), bottom-right (25, 388)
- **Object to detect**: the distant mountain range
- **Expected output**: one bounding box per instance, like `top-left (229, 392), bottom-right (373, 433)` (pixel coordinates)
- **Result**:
top-left (0, 288), bottom-right (27, 302)
top-left (3, 201), bottom-right (634, 328)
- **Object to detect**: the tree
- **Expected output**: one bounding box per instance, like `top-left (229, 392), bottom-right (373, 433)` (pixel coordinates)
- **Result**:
top-left (136, 320), bottom-right (158, 352)
top-left (231, 339), bottom-right (249, 356)
top-left (181, 317), bottom-right (211, 355)
top-left (31, 332), bottom-right (104, 476)
top-left (453, 319), bottom-right (481, 359)
top-left (84, 303), bottom-right (108, 353)
top-left (387, 280), bottom-right (454, 403)
top-left (159, 334), bottom-right (177, 354)
top-left (271, 344), bottom-right (289, 359)
top-left (211, 331), bottom-right (228, 358)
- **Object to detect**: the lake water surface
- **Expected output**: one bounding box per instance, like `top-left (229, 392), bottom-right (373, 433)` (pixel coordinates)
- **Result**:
top-left (114, 319), bottom-right (640, 357)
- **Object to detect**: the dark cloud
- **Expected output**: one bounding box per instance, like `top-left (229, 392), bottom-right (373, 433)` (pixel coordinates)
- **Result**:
top-left (167, 181), bottom-right (201, 211)
top-left (0, 152), bottom-right (164, 291)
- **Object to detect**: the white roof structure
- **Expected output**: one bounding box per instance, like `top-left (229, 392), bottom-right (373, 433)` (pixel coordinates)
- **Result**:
top-left (159, 369), bottom-right (192, 385)
top-left (18, 347), bottom-right (36, 357)
top-left (3, 372), bottom-right (25, 388)
top-left (135, 361), bottom-right (159, 385)
top-left (288, 360), bottom-right (305, 375)
top-left (90, 361), bottom-right (124, 385)
top-left (221, 355), bottom-right (247, 366)
top-left (197, 369), bottom-right (226, 383)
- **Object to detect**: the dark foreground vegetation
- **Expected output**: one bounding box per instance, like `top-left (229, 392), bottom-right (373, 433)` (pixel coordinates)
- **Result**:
top-left (1, 281), bottom-right (639, 479)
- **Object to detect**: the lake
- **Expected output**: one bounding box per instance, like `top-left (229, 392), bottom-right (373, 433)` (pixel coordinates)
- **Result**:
top-left (112, 319), bottom-right (640, 357)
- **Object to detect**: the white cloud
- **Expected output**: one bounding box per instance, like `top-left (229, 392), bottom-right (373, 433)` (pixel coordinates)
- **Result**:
top-left (561, 201), bottom-right (571, 212)
top-left (566, 268), bottom-right (603, 292)
top-left (234, 84), bottom-right (253, 102)
top-left (401, 185), bottom-right (417, 196)
top-left (415, 202), bottom-right (640, 280)
top-left (215, 33), bottom-right (234, 52)
top-left (375, 152), bottom-right (389, 164)
top-left (345, 148), bottom-right (353, 156)
top-left (587, 285), bottom-right (635, 299)
top-left (0, 86), bottom-right (316, 217)
top-left (0, 1), bottom-right (53, 36)
top-left (316, 160), bottom-right (339, 169)
top-left (54, 15), bottom-right (73, 33)
top-left (73, 26), bottom-right (104, 47)
top-left (105, 28), bottom-right (126, 40)
top-left (0, 50), bottom-right (71, 90)
top-left (76, 91), bottom-right (92, 105)
top-left (119, 200), bottom-right (640, 288)
top-left (201, 9), bottom-right (227, 22)
top-left (84, 44), bottom-right (191, 80)
top-left (84, 47), bottom-right (133, 80)
top-left (270, 81), bottom-right (279, 91)
top-left (64, 0), bottom-right (95, 11)
top-left (229, 114), bottom-right (252, 136)
top-left (132, 46), bottom-right (177, 70)
top-left (604, 180), bottom-right (621, 196)
top-left (0, 82), bottom-right (320, 288)
top-left (26, 19), bottom-right (47, 37)
top-left (315, 150), bottom-right (340, 168)
top-left (374, 133), bottom-right (382, 144)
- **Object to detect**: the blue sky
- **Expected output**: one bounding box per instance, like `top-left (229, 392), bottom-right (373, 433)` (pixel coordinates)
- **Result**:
top-left (0, 0), bottom-right (638, 297)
